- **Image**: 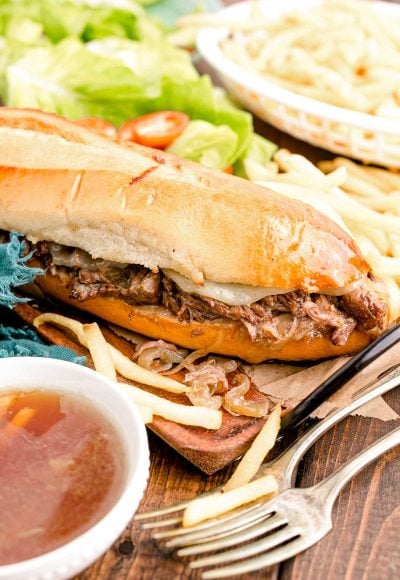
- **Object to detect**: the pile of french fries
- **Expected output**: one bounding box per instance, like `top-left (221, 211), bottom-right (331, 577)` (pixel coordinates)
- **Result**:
top-left (244, 150), bottom-right (400, 320)
top-left (220, 0), bottom-right (400, 118)
top-left (34, 313), bottom-right (221, 430)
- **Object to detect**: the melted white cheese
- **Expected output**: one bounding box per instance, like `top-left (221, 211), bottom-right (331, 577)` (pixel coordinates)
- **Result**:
top-left (164, 270), bottom-right (361, 305)
top-left (164, 270), bottom-right (294, 305)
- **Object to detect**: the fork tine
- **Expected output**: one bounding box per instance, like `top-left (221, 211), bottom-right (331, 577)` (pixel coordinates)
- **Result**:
top-left (189, 524), bottom-right (297, 569)
top-left (166, 512), bottom-right (272, 549)
top-left (154, 501), bottom-right (267, 541)
top-left (135, 485), bottom-right (224, 521)
top-left (200, 535), bottom-right (307, 579)
top-left (177, 513), bottom-right (288, 556)
top-left (135, 499), bottom-right (193, 520)
top-left (142, 517), bottom-right (182, 529)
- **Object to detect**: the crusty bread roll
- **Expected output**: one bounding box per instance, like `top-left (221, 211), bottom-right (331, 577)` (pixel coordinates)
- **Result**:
top-left (0, 108), bottom-right (388, 361)
top-left (0, 107), bottom-right (368, 289)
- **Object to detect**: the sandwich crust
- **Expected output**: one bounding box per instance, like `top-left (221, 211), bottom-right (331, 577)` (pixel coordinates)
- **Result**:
top-left (0, 107), bottom-right (369, 291)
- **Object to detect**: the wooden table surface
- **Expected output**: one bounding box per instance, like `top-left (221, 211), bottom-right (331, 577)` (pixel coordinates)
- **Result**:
top-left (3, 1), bottom-right (400, 578)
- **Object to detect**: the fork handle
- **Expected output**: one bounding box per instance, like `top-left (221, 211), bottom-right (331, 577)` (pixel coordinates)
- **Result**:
top-left (261, 364), bottom-right (400, 488)
top-left (314, 426), bottom-right (400, 509)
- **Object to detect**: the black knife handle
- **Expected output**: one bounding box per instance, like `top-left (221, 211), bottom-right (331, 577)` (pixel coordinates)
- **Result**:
top-left (281, 323), bottom-right (400, 432)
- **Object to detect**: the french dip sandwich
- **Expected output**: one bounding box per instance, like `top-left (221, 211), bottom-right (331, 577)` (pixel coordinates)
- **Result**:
top-left (0, 108), bottom-right (388, 362)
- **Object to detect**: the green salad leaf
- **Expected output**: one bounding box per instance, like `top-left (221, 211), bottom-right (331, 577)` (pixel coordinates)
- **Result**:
top-left (6, 39), bottom-right (145, 122)
top-left (5, 36), bottom-right (253, 161)
top-left (234, 134), bottom-right (278, 178)
top-left (0, 0), bottom-right (269, 171)
top-left (166, 120), bottom-right (238, 169)
top-left (0, 0), bottom-right (162, 43)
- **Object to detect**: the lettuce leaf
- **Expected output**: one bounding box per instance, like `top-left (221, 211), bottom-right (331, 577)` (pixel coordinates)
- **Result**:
top-left (166, 120), bottom-right (238, 169)
top-left (5, 39), bottom-right (145, 123)
top-left (234, 134), bottom-right (278, 178)
top-left (0, 0), bottom-right (162, 44)
top-left (5, 37), bottom-right (252, 162)
top-left (0, 0), bottom-right (258, 168)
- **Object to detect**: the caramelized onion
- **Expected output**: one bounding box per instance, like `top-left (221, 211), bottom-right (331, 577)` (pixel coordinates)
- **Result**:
top-left (187, 385), bottom-right (223, 410)
top-left (223, 374), bottom-right (270, 418)
top-left (185, 361), bottom-right (231, 409)
top-left (217, 359), bottom-right (239, 374)
top-left (162, 349), bottom-right (209, 375)
top-left (133, 340), bottom-right (186, 373)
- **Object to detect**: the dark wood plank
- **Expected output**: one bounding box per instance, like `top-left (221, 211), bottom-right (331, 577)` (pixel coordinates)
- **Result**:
top-left (280, 398), bottom-right (400, 580)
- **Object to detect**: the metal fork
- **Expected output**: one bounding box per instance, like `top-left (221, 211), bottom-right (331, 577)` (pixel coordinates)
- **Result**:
top-left (135, 362), bottom-right (400, 540)
top-left (181, 425), bottom-right (400, 578)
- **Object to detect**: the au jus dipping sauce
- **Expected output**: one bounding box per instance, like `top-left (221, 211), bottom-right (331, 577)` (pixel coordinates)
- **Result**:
top-left (0, 389), bottom-right (126, 565)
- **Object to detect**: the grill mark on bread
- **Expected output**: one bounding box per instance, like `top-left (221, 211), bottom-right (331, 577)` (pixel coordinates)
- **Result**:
top-left (151, 153), bottom-right (166, 164)
top-left (129, 166), bottom-right (157, 186)
top-left (67, 171), bottom-right (84, 207)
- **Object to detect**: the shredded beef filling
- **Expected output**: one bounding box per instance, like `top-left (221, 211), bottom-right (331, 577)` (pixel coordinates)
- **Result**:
top-left (33, 241), bottom-right (387, 347)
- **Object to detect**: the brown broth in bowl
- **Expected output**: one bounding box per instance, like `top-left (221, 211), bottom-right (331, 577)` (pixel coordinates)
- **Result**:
top-left (0, 389), bottom-right (126, 565)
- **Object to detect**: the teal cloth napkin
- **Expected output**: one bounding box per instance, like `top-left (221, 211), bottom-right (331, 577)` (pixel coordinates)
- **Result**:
top-left (0, 231), bottom-right (43, 308)
top-left (0, 233), bottom-right (85, 364)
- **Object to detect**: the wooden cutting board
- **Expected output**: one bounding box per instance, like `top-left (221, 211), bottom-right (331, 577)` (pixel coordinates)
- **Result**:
top-left (14, 300), bottom-right (275, 474)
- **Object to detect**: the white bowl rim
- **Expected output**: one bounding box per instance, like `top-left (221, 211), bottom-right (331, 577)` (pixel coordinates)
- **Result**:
top-left (196, 0), bottom-right (400, 135)
top-left (0, 356), bottom-right (150, 580)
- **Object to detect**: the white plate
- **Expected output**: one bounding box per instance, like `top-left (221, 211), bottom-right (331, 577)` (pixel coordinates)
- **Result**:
top-left (197, 0), bottom-right (400, 167)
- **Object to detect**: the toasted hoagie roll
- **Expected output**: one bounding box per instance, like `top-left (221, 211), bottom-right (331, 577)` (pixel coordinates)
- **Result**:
top-left (0, 108), bottom-right (388, 362)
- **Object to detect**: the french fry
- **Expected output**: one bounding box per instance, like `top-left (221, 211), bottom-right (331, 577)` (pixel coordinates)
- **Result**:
top-left (260, 180), bottom-right (400, 234)
top-left (348, 222), bottom-right (390, 256)
top-left (83, 323), bottom-right (116, 381)
top-left (220, 2), bottom-right (400, 118)
top-left (182, 474), bottom-right (278, 527)
top-left (381, 276), bottom-right (400, 320)
top-left (363, 166), bottom-right (400, 190)
top-left (137, 405), bottom-right (153, 424)
top-left (389, 233), bottom-right (400, 258)
top-left (223, 405), bottom-right (281, 492)
top-left (120, 384), bottom-right (221, 429)
top-left (34, 312), bottom-right (86, 344)
top-left (249, 147), bottom-right (400, 321)
top-left (34, 313), bottom-right (188, 393)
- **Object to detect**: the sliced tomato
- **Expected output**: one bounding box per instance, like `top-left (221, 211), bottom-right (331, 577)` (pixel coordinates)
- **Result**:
top-left (75, 117), bottom-right (117, 138)
top-left (118, 111), bottom-right (190, 149)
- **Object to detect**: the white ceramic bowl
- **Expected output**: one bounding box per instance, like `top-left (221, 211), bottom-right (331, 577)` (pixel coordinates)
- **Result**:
top-left (197, 0), bottom-right (400, 167)
top-left (0, 357), bottom-right (150, 580)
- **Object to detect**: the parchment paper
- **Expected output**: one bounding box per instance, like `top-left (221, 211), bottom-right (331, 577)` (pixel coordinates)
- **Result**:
top-left (245, 343), bottom-right (400, 421)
